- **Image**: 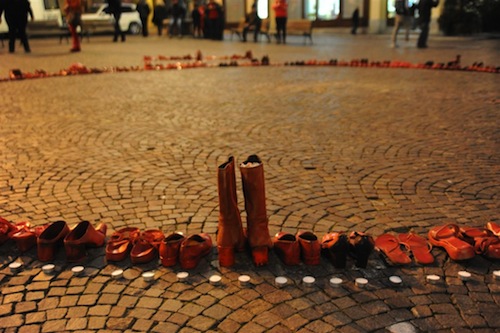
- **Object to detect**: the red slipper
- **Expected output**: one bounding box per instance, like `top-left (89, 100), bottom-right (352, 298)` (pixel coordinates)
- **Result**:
top-left (398, 233), bottom-right (434, 265)
top-left (428, 224), bottom-right (475, 261)
top-left (375, 234), bottom-right (411, 265)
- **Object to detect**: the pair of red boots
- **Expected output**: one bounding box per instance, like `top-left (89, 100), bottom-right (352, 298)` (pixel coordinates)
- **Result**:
top-left (428, 222), bottom-right (500, 260)
top-left (106, 228), bottom-right (212, 269)
top-left (217, 155), bottom-right (272, 267)
top-left (1, 218), bottom-right (107, 262)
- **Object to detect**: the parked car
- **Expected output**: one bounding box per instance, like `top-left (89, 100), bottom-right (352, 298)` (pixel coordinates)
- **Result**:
top-left (81, 3), bottom-right (142, 35)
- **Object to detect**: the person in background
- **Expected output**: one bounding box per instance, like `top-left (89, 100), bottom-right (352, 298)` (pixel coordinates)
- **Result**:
top-left (136, 0), bottom-right (150, 37)
top-left (272, 0), bottom-right (287, 44)
top-left (351, 7), bottom-right (359, 35)
top-left (107, 0), bottom-right (125, 42)
top-left (391, 0), bottom-right (410, 48)
top-left (204, 0), bottom-right (223, 40)
top-left (168, 0), bottom-right (186, 38)
top-left (152, 0), bottom-right (168, 36)
top-left (191, 3), bottom-right (202, 38)
top-left (0, 0), bottom-right (34, 53)
top-left (242, 4), bottom-right (261, 42)
top-left (64, 0), bottom-right (82, 52)
top-left (417, 0), bottom-right (439, 48)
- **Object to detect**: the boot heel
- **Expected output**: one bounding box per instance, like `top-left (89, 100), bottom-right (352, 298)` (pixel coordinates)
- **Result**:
top-left (218, 246), bottom-right (236, 267)
top-left (65, 243), bottom-right (86, 262)
top-left (251, 246), bottom-right (268, 266)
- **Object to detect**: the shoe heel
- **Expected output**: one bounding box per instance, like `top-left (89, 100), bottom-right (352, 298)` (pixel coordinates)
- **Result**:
top-left (218, 246), bottom-right (236, 267)
top-left (65, 243), bottom-right (86, 262)
top-left (251, 246), bottom-right (268, 266)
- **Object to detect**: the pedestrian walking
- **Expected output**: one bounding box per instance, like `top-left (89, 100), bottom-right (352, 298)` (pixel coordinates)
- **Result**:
top-left (64, 0), bottom-right (82, 52)
top-left (136, 0), bottom-right (150, 37)
top-left (417, 0), bottom-right (439, 48)
top-left (391, 0), bottom-right (411, 48)
top-left (351, 7), bottom-right (359, 35)
top-left (272, 0), bottom-right (287, 44)
top-left (0, 0), bottom-right (34, 53)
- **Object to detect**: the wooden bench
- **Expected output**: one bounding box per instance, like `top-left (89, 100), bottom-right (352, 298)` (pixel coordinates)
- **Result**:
top-left (282, 19), bottom-right (313, 44)
top-left (26, 19), bottom-right (70, 43)
top-left (230, 18), bottom-right (271, 42)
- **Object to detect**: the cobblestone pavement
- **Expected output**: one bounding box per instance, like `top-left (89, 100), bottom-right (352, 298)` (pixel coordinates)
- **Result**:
top-left (0, 31), bottom-right (499, 333)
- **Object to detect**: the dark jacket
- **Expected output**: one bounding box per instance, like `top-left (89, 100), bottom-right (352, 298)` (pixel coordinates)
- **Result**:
top-left (136, 1), bottom-right (150, 19)
top-left (2, 0), bottom-right (33, 25)
top-left (418, 0), bottom-right (439, 22)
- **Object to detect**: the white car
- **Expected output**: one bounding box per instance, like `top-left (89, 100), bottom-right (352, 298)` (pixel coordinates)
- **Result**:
top-left (82, 3), bottom-right (142, 35)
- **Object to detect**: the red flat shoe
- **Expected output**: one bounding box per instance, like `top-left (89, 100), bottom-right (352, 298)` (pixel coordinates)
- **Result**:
top-left (398, 233), bottom-right (434, 265)
top-left (428, 224), bottom-right (475, 261)
top-left (273, 232), bottom-right (300, 266)
top-left (37, 221), bottom-right (70, 262)
top-left (159, 232), bottom-right (185, 267)
top-left (0, 217), bottom-right (18, 245)
top-left (321, 232), bottom-right (349, 268)
top-left (297, 231), bottom-right (321, 265)
top-left (10, 222), bottom-right (48, 253)
top-left (375, 234), bottom-right (412, 265)
top-left (179, 233), bottom-right (212, 269)
top-left (486, 222), bottom-right (500, 236)
top-left (459, 227), bottom-right (500, 260)
top-left (106, 227), bottom-right (140, 262)
top-left (130, 229), bottom-right (165, 264)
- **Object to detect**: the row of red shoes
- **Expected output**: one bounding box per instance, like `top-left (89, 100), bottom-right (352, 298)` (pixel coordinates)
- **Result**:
top-left (106, 228), bottom-right (212, 270)
top-left (0, 218), bottom-right (106, 262)
top-left (273, 231), bottom-right (375, 269)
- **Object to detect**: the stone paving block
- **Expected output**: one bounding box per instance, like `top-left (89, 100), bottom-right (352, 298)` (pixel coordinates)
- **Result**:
top-left (151, 322), bottom-right (181, 333)
top-left (77, 294), bottom-right (99, 306)
top-left (59, 295), bottom-right (79, 307)
top-left (88, 316), bottom-right (107, 330)
top-left (131, 318), bottom-right (155, 332)
top-left (15, 301), bottom-right (37, 314)
top-left (66, 306), bottom-right (88, 318)
top-left (66, 317), bottom-right (88, 330)
top-left (46, 308), bottom-right (68, 320)
top-left (41, 319), bottom-right (67, 333)
top-left (203, 303), bottom-right (232, 321)
top-left (106, 317), bottom-right (134, 330)
top-left (129, 308), bottom-right (155, 319)
top-left (98, 293), bottom-right (120, 305)
top-left (88, 305), bottom-right (111, 316)
top-left (0, 303), bottom-right (13, 316)
top-left (0, 314), bottom-right (24, 328)
top-left (26, 311), bottom-right (46, 324)
top-left (18, 325), bottom-right (41, 333)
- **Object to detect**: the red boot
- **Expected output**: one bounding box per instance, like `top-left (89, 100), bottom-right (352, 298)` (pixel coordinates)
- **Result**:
top-left (64, 221), bottom-right (107, 262)
top-left (240, 155), bottom-right (272, 266)
top-left (217, 156), bottom-right (246, 267)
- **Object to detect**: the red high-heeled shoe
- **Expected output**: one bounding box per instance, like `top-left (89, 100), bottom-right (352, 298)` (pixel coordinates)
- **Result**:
top-left (64, 221), bottom-right (107, 262)
top-left (38, 221), bottom-right (70, 262)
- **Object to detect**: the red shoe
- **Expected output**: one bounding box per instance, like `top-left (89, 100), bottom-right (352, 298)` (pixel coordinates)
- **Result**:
top-left (348, 231), bottom-right (375, 268)
top-left (37, 221), bottom-right (70, 262)
top-left (0, 217), bottom-right (18, 245)
top-left (375, 234), bottom-right (412, 266)
top-left (428, 224), bottom-right (475, 261)
top-left (106, 227), bottom-right (140, 262)
top-left (297, 231), bottom-right (321, 265)
top-left (459, 227), bottom-right (500, 260)
top-left (64, 221), bottom-right (107, 262)
top-left (10, 222), bottom-right (48, 253)
top-left (273, 232), bottom-right (300, 266)
top-left (159, 232), bottom-right (185, 267)
top-left (179, 233), bottom-right (212, 269)
top-left (486, 222), bottom-right (500, 237)
top-left (130, 229), bottom-right (164, 264)
top-left (398, 233), bottom-right (434, 265)
top-left (321, 232), bottom-right (349, 268)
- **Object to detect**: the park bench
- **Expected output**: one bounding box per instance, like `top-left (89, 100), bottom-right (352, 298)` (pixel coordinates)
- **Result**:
top-left (230, 18), bottom-right (271, 42)
top-left (283, 19), bottom-right (313, 44)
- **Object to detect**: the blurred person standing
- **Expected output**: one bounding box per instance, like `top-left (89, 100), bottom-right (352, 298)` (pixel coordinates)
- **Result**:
top-left (136, 0), bottom-right (150, 37)
top-left (191, 3), bottom-right (202, 38)
top-left (0, 0), bottom-right (34, 53)
top-left (168, 0), bottom-right (185, 38)
top-left (391, 0), bottom-right (410, 48)
top-left (272, 0), bottom-right (287, 44)
top-left (64, 0), bottom-right (82, 52)
top-left (152, 1), bottom-right (168, 36)
top-left (205, 0), bottom-right (223, 40)
top-left (351, 7), bottom-right (359, 35)
top-left (417, 0), bottom-right (439, 48)
top-left (107, 0), bottom-right (125, 42)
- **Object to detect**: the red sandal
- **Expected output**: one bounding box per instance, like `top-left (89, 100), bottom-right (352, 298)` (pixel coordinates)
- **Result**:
top-left (398, 233), bottom-right (434, 265)
top-left (428, 224), bottom-right (475, 261)
top-left (375, 233), bottom-right (411, 265)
